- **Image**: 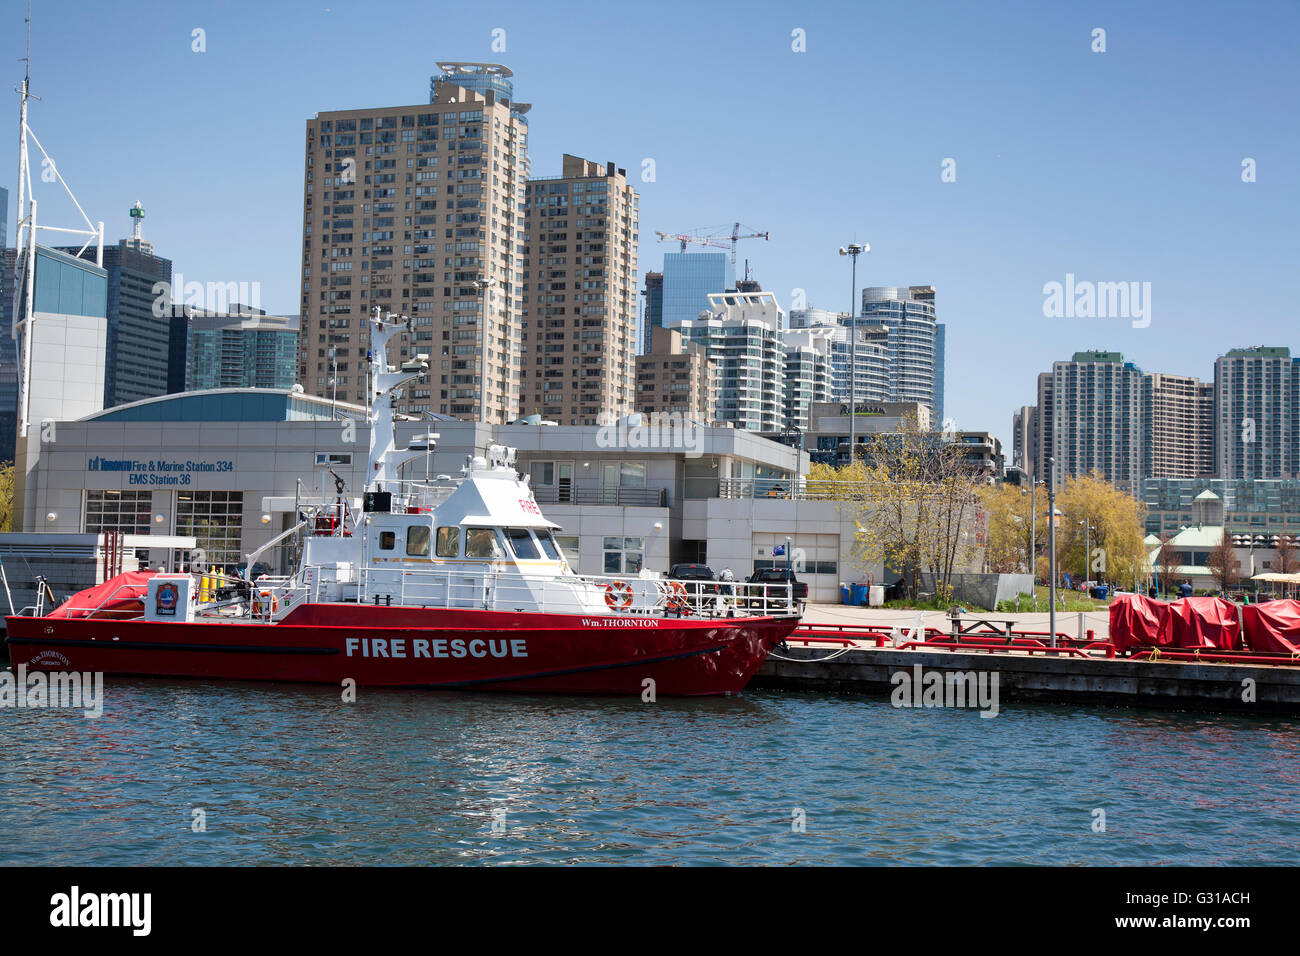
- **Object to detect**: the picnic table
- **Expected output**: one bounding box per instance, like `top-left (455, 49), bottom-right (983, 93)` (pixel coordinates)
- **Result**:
top-left (947, 614), bottom-right (1021, 639)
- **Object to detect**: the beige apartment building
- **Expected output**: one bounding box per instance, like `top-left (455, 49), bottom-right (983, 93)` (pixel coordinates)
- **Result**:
top-left (520, 154), bottom-right (639, 425)
top-left (635, 326), bottom-right (716, 423)
top-left (1143, 372), bottom-right (1215, 478)
top-left (298, 63), bottom-right (530, 422)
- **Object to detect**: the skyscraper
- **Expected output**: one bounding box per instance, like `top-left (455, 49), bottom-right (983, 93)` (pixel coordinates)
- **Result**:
top-left (1214, 346), bottom-right (1300, 479)
top-left (782, 329), bottom-right (833, 432)
top-left (1141, 372), bottom-right (1215, 479)
top-left (639, 270), bottom-right (662, 354)
top-left (1044, 351), bottom-right (1145, 492)
top-left (635, 326), bottom-right (715, 423)
top-left (1011, 405), bottom-right (1036, 480)
top-left (679, 291), bottom-right (784, 432)
top-left (521, 154), bottom-right (639, 425)
top-left (299, 62), bottom-right (530, 422)
top-left (61, 221), bottom-right (173, 408)
top-left (860, 285), bottom-right (940, 418)
top-left (788, 308), bottom-right (889, 405)
top-left (660, 252), bottom-right (734, 327)
top-left (179, 309), bottom-right (300, 391)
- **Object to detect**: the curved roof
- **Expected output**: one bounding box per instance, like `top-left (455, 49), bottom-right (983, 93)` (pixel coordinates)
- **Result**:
top-left (80, 389), bottom-right (368, 424)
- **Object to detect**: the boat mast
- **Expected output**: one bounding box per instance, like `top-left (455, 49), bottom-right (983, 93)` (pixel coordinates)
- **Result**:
top-left (365, 308), bottom-right (430, 491)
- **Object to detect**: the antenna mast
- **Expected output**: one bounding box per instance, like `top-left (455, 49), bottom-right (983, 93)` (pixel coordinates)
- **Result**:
top-left (12, 0), bottom-right (105, 437)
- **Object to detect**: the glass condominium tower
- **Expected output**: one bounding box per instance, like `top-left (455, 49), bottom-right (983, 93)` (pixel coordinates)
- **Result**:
top-left (661, 252), bottom-right (735, 327)
top-left (860, 285), bottom-right (940, 419)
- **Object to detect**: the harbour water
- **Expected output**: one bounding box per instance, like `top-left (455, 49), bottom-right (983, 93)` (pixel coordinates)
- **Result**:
top-left (2, 679), bottom-right (1298, 866)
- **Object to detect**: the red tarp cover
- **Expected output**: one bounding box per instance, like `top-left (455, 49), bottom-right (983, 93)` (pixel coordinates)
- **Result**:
top-left (1109, 593), bottom-right (1174, 653)
top-left (1169, 596), bottom-right (1241, 650)
top-left (1241, 600), bottom-right (1300, 655)
top-left (46, 570), bottom-right (157, 619)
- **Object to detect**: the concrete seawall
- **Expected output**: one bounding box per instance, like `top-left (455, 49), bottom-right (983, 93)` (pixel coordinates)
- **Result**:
top-left (755, 645), bottom-right (1300, 715)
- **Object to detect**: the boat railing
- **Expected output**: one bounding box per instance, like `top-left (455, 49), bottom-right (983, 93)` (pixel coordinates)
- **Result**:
top-left (243, 565), bottom-right (800, 621)
top-left (45, 580), bottom-right (149, 619)
top-left (380, 480), bottom-right (459, 513)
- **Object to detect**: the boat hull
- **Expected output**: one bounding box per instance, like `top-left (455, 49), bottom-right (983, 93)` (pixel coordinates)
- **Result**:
top-left (4, 604), bottom-right (799, 696)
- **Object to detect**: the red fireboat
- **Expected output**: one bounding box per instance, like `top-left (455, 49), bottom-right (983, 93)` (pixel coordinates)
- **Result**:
top-left (5, 310), bottom-right (800, 696)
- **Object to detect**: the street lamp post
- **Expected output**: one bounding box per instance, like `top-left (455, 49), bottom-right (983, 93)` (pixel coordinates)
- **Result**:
top-left (1048, 457), bottom-right (1057, 647)
top-left (838, 243), bottom-right (868, 463)
top-left (472, 276), bottom-right (498, 423)
top-left (1079, 518), bottom-right (1091, 585)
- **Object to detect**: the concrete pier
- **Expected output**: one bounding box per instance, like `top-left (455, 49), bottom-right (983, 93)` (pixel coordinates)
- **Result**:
top-left (755, 644), bottom-right (1300, 715)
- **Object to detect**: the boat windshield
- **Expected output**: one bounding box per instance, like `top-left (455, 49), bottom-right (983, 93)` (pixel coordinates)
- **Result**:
top-left (505, 528), bottom-right (540, 560)
top-left (536, 531), bottom-right (561, 561)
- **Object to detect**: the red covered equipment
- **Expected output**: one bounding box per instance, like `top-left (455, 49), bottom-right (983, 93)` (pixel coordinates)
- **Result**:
top-left (1241, 600), bottom-right (1300, 655)
top-left (46, 570), bottom-right (157, 619)
top-left (1108, 593), bottom-right (1174, 653)
top-left (1169, 596), bottom-right (1241, 650)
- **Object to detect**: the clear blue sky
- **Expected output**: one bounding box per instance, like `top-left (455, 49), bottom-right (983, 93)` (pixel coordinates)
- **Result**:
top-left (4, 0), bottom-right (1297, 449)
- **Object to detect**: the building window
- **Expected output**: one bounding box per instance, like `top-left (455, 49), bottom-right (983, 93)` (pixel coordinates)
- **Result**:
top-left (175, 491), bottom-right (245, 569)
top-left (555, 534), bottom-right (580, 568)
top-left (603, 536), bottom-right (643, 575)
top-left (84, 490), bottom-right (152, 535)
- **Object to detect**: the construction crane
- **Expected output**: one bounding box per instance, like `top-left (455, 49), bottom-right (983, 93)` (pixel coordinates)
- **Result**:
top-left (654, 222), bottom-right (770, 265)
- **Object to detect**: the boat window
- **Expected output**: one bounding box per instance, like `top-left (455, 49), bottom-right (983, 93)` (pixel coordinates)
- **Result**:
top-left (406, 525), bottom-right (431, 557)
top-left (536, 531), bottom-right (560, 561)
top-left (505, 528), bottom-right (540, 560)
top-left (435, 527), bottom-right (459, 557)
top-left (465, 528), bottom-right (499, 558)
top-left (379, 531), bottom-right (395, 551)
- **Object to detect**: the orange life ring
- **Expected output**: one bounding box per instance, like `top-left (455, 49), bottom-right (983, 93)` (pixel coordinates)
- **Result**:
top-left (252, 590), bottom-right (280, 616)
top-left (603, 580), bottom-right (633, 610)
top-left (666, 581), bottom-right (695, 615)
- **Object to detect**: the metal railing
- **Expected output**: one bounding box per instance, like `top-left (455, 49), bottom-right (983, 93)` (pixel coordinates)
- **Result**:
top-left (239, 566), bottom-right (800, 623)
top-left (531, 485), bottom-right (667, 507)
top-left (718, 478), bottom-right (873, 500)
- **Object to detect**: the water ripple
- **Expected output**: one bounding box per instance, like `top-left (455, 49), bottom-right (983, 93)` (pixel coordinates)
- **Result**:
top-left (1, 680), bottom-right (1297, 865)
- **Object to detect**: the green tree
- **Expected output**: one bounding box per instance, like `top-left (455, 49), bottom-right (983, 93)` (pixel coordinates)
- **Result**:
top-left (0, 461), bottom-right (13, 532)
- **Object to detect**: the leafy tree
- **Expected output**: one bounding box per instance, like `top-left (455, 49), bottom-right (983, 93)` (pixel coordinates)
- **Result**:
top-left (0, 461), bottom-right (13, 533)
top-left (1274, 535), bottom-right (1298, 576)
top-left (979, 481), bottom-right (1047, 575)
top-left (1154, 536), bottom-right (1183, 597)
top-left (822, 413), bottom-right (984, 601)
top-left (1206, 536), bottom-right (1239, 592)
top-left (1053, 471), bottom-right (1148, 590)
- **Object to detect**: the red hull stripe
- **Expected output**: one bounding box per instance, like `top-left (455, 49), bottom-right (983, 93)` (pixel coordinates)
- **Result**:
top-left (5, 637), bottom-right (338, 656)
top-left (409, 642), bottom-right (729, 688)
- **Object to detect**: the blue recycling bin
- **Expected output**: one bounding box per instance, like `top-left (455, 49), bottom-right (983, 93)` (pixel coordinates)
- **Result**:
top-left (840, 585), bottom-right (852, 606)
top-left (851, 584), bottom-right (869, 607)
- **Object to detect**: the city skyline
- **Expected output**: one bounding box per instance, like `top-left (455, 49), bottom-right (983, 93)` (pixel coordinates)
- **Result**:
top-left (2, 0), bottom-right (1296, 449)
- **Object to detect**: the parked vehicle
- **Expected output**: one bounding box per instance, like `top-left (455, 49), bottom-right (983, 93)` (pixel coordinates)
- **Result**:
top-left (667, 563), bottom-right (719, 597)
top-left (746, 567), bottom-right (808, 608)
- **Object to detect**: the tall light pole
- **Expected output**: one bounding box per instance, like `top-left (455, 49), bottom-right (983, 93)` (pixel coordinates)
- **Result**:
top-left (1079, 518), bottom-right (1092, 584)
top-left (472, 276), bottom-right (498, 423)
top-left (838, 243), bottom-right (868, 464)
top-left (1048, 456), bottom-right (1057, 647)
